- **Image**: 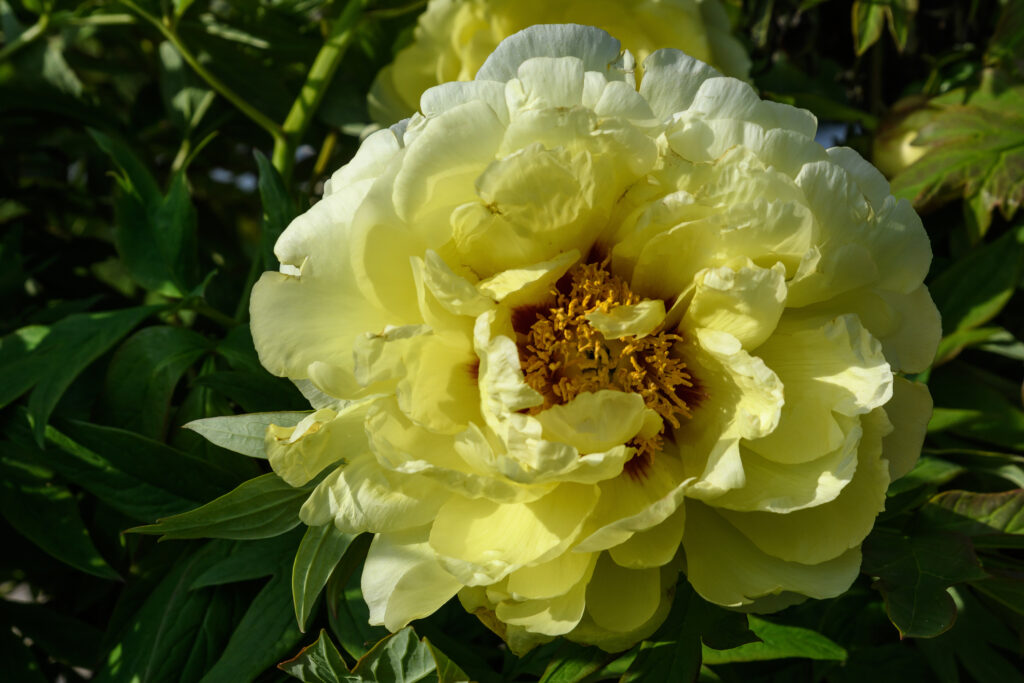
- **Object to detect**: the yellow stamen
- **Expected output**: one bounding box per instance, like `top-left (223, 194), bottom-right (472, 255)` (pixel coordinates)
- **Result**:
top-left (515, 261), bottom-right (699, 467)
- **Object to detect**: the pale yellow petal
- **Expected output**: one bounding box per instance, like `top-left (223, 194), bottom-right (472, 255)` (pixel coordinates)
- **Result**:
top-left (586, 299), bottom-right (666, 339)
top-left (683, 502), bottom-right (862, 607)
top-left (683, 261), bottom-right (787, 350)
top-left (362, 526), bottom-right (462, 631)
top-left (716, 408), bottom-right (891, 564)
top-left (585, 553), bottom-right (660, 633)
top-left (536, 390), bottom-right (649, 454)
top-left (299, 449), bottom-right (446, 534)
top-left (608, 503), bottom-right (685, 569)
top-left (882, 377), bottom-right (933, 481)
top-left (750, 315), bottom-right (892, 464)
top-left (265, 403), bottom-right (368, 487)
top-left (430, 484), bottom-right (599, 585)
top-left (507, 549), bottom-right (595, 600)
top-left (575, 452), bottom-right (690, 552)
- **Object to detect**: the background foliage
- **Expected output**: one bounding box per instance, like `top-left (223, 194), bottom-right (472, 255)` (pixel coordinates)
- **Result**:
top-left (1, 0), bottom-right (1023, 681)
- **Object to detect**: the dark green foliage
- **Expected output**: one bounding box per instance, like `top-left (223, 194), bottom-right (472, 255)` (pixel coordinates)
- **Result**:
top-left (2, 1), bottom-right (1024, 682)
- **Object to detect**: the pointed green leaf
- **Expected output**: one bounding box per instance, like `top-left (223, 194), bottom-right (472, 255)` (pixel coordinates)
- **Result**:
top-left (57, 419), bottom-right (240, 503)
top-left (852, 1), bottom-right (886, 55)
top-left (927, 225), bottom-right (1024, 336)
top-left (185, 411), bottom-right (310, 458)
top-left (15, 305), bottom-right (157, 444)
top-left (423, 638), bottom-right (470, 683)
top-left (539, 643), bottom-right (615, 683)
top-left (350, 627), bottom-right (438, 683)
top-left (279, 630), bottom-right (351, 683)
top-left (923, 489), bottom-right (1024, 548)
top-left (104, 325), bottom-right (210, 439)
top-left (191, 531), bottom-right (304, 589)
top-left (701, 616), bottom-right (846, 663)
top-left (93, 541), bottom-right (236, 683)
top-left (9, 422), bottom-right (198, 521)
top-left (130, 473), bottom-right (309, 540)
top-left (293, 523), bottom-right (358, 631)
top-left (199, 571), bottom-right (304, 683)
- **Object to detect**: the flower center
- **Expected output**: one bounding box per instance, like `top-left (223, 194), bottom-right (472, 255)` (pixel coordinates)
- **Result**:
top-left (513, 260), bottom-right (701, 468)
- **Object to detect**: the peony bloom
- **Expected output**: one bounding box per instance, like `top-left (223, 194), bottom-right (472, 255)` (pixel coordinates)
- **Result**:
top-left (249, 25), bottom-right (940, 653)
top-left (369, 0), bottom-right (750, 124)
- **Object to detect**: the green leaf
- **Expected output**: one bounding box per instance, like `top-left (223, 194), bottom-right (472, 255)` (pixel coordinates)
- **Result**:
top-left (255, 149), bottom-right (296, 271)
top-left (886, 456), bottom-right (965, 496)
top-left (928, 363), bottom-right (1024, 450)
top-left (892, 91), bottom-right (1024, 226)
top-left (130, 473), bottom-right (309, 540)
top-left (701, 616), bottom-right (846, 664)
top-left (987, 0), bottom-right (1024, 79)
top-left (0, 325), bottom-right (49, 409)
top-left (885, 0), bottom-right (917, 52)
top-left (88, 128), bottom-right (161, 211)
top-left (94, 541), bottom-right (236, 683)
top-left (191, 531), bottom-right (304, 589)
top-left (57, 419), bottom-right (241, 503)
top-left (927, 225), bottom-right (1024, 336)
top-left (699, 608), bottom-right (758, 651)
top-left (350, 627), bottom-right (440, 682)
top-left (185, 411), bottom-right (310, 458)
top-left (194, 369), bottom-right (309, 412)
top-left (326, 534), bottom-right (385, 660)
top-left (8, 423), bottom-right (199, 521)
top-left (0, 456), bottom-right (119, 579)
top-left (279, 629), bottom-right (351, 683)
top-left (157, 40), bottom-right (214, 132)
top-left (199, 570), bottom-right (304, 683)
top-left (293, 523), bottom-right (358, 631)
top-left (917, 589), bottom-right (1024, 683)
top-left (852, 1), bottom-right (886, 55)
top-left (972, 573), bottom-right (1024, 618)
top-left (104, 326), bottom-right (211, 439)
top-left (539, 642), bottom-right (617, 683)
top-left (0, 306), bottom-right (157, 443)
top-left (934, 326), bottom-right (1010, 365)
top-left (862, 528), bottom-right (988, 637)
top-left (423, 638), bottom-right (470, 683)
top-left (922, 490), bottom-right (1024, 548)
top-left (92, 129), bottom-right (200, 296)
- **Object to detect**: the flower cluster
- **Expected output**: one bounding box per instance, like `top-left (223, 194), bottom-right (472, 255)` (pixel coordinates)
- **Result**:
top-left (369, 0), bottom-right (750, 124)
top-left (250, 25), bottom-right (940, 653)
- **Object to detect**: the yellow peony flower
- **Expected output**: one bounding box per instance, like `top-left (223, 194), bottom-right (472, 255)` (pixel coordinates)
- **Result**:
top-left (369, 0), bottom-right (751, 124)
top-left (249, 25), bottom-right (940, 653)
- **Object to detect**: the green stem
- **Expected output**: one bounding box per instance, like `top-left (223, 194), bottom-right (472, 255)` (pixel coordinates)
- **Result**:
top-left (0, 13), bottom-right (50, 63)
top-left (118, 0), bottom-right (285, 143)
top-left (271, 0), bottom-right (367, 183)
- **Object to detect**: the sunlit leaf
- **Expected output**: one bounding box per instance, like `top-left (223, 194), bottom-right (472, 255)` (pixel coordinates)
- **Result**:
top-left (701, 616), bottom-right (846, 664)
top-left (185, 411), bottom-right (309, 458)
top-left (293, 523), bottom-right (358, 631)
top-left (130, 473), bottom-right (311, 540)
top-left (279, 629), bottom-right (350, 683)
top-left (892, 89), bottom-right (1024, 230)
